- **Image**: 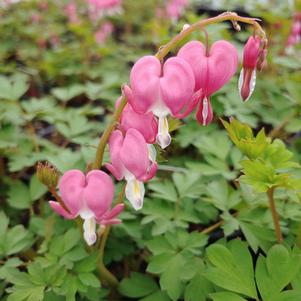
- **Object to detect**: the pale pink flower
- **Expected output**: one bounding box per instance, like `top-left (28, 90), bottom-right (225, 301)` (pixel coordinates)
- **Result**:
top-left (95, 22), bottom-right (114, 45)
top-left (166, 0), bottom-right (189, 21)
top-left (64, 3), bottom-right (79, 24)
top-left (49, 170), bottom-right (124, 245)
top-left (178, 40), bottom-right (238, 125)
top-left (87, 0), bottom-right (122, 21)
top-left (105, 129), bottom-right (157, 210)
top-left (124, 55), bottom-right (198, 148)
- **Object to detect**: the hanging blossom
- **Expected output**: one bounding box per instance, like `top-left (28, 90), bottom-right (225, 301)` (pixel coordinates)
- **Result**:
top-left (177, 40), bottom-right (238, 125)
top-left (64, 2), bottom-right (80, 24)
top-left (116, 96), bottom-right (158, 144)
top-left (105, 129), bottom-right (157, 210)
top-left (238, 35), bottom-right (267, 101)
top-left (95, 22), bottom-right (114, 45)
top-left (166, 0), bottom-right (189, 21)
top-left (49, 170), bottom-right (124, 246)
top-left (286, 12), bottom-right (301, 51)
top-left (124, 56), bottom-right (200, 149)
top-left (87, 0), bottom-right (122, 21)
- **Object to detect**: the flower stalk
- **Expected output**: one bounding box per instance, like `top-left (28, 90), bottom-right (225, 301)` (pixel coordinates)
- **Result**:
top-left (267, 187), bottom-right (283, 244)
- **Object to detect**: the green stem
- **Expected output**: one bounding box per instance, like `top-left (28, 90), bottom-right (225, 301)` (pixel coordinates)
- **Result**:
top-left (92, 96), bottom-right (127, 170)
top-left (267, 187), bottom-right (283, 244)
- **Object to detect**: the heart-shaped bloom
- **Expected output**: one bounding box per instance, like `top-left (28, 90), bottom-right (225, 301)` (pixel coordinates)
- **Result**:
top-left (238, 36), bottom-right (261, 102)
top-left (177, 40), bottom-right (238, 125)
top-left (49, 170), bottom-right (124, 246)
top-left (116, 97), bottom-right (158, 144)
top-left (105, 128), bottom-right (157, 210)
top-left (124, 55), bottom-right (197, 148)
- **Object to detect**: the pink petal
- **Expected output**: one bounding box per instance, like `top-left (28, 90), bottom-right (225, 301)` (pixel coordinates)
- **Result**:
top-left (120, 103), bottom-right (158, 144)
top-left (243, 36), bottom-right (261, 69)
top-left (107, 130), bottom-right (125, 180)
top-left (49, 201), bottom-right (76, 219)
top-left (59, 170), bottom-right (85, 215)
top-left (96, 204), bottom-right (124, 225)
top-left (120, 128), bottom-right (149, 179)
top-left (129, 56), bottom-right (161, 114)
top-left (160, 57), bottom-right (195, 116)
top-left (141, 162), bottom-right (158, 182)
top-left (177, 40), bottom-right (238, 96)
top-left (84, 170), bottom-right (115, 217)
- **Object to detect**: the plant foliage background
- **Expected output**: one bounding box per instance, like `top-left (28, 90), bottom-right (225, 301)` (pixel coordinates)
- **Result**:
top-left (0, 0), bottom-right (301, 301)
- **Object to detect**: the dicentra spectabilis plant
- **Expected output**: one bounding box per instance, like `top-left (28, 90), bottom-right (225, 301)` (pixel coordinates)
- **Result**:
top-left (38, 11), bottom-right (268, 287)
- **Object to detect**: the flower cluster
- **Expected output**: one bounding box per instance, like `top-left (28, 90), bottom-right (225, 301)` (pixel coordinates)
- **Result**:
top-left (46, 24), bottom-right (267, 246)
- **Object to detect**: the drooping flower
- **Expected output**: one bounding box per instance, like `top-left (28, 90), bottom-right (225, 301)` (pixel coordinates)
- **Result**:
top-left (166, 0), bottom-right (189, 21)
top-left (124, 55), bottom-right (198, 148)
top-left (286, 12), bottom-right (301, 51)
top-left (238, 36), bottom-right (261, 102)
top-left (64, 3), bottom-right (79, 24)
top-left (105, 129), bottom-right (157, 210)
top-left (116, 97), bottom-right (158, 144)
top-left (95, 22), bottom-right (114, 45)
top-left (49, 170), bottom-right (124, 246)
top-left (87, 0), bottom-right (122, 21)
top-left (177, 40), bottom-right (238, 125)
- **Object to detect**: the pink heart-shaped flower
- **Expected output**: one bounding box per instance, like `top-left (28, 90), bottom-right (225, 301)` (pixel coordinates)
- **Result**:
top-left (127, 55), bottom-right (195, 116)
top-left (177, 40), bottom-right (238, 96)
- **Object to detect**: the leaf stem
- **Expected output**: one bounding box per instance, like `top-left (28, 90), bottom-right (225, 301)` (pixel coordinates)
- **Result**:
top-left (267, 187), bottom-right (283, 244)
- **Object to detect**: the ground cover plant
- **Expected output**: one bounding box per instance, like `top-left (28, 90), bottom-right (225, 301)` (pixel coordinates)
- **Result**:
top-left (0, 0), bottom-right (301, 301)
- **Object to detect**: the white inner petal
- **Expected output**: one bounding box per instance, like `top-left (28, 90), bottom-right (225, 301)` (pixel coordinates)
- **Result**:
top-left (202, 97), bottom-right (209, 126)
top-left (156, 116), bottom-right (171, 149)
top-left (125, 178), bottom-right (145, 210)
top-left (147, 144), bottom-right (157, 162)
top-left (238, 69), bottom-right (256, 102)
top-left (83, 217), bottom-right (97, 246)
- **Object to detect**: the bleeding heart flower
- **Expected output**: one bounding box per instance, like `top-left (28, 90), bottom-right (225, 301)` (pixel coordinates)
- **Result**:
top-left (124, 55), bottom-right (198, 149)
top-left (105, 129), bottom-right (157, 210)
top-left (178, 40), bottom-right (238, 125)
top-left (49, 170), bottom-right (124, 246)
top-left (116, 97), bottom-right (158, 144)
top-left (238, 36), bottom-right (261, 102)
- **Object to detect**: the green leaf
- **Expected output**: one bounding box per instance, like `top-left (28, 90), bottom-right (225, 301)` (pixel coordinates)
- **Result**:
top-left (7, 180), bottom-right (32, 209)
top-left (159, 254), bottom-right (185, 301)
top-left (78, 273), bottom-right (100, 288)
top-left (204, 240), bottom-right (258, 299)
top-left (210, 292), bottom-right (248, 301)
top-left (255, 245), bottom-right (301, 301)
top-left (0, 74), bottom-right (29, 100)
top-left (184, 272), bottom-right (213, 301)
top-left (119, 272), bottom-right (158, 298)
top-left (139, 291), bottom-right (171, 301)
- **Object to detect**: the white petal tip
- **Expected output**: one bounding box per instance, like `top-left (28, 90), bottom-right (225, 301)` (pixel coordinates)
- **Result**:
top-left (156, 133), bottom-right (171, 149)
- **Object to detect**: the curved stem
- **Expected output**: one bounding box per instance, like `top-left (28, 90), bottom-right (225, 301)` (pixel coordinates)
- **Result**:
top-left (92, 96), bottom-right (127, 170)
top-left (267, 187), bottom-right (283, 244)
top-left (155, 11), bottom-right (266, 60)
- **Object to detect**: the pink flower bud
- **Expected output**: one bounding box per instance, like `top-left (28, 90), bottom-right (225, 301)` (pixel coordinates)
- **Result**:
top-left (49, 170), bottom-right (123, 245)
top-left (105, 129), bottom-right (157, 210)
top-left (238, 36), bottom-right (261, 102)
